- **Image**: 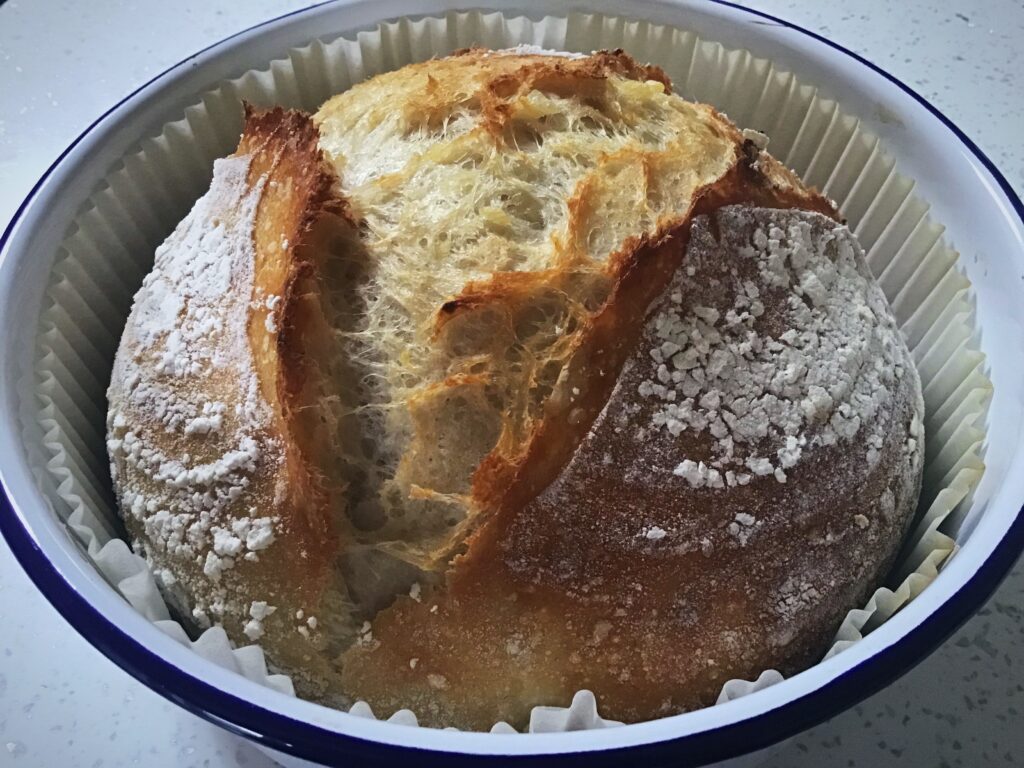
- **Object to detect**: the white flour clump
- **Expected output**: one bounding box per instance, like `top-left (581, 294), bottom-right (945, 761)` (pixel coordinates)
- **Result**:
top-left (636, 206), bottom-right (904, 486)
top-left (641, 526), bottom-right (668, 541)
top-left (728, 512), bottom-right (761, 547)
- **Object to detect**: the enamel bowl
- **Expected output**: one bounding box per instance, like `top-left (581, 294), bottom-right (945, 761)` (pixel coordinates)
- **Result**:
top-left (2, 1), bottom-right (1023, 766)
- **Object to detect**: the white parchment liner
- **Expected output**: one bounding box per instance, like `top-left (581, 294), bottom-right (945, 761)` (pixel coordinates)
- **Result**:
top-left (25, 10), bottom-right (991, 732)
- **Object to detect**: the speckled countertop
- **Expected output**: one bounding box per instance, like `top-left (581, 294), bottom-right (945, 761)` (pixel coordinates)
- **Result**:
top-left (0, 1), bottom-right (1022, 766)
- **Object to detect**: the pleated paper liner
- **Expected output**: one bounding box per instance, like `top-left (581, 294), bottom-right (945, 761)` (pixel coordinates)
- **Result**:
top-left (24, 10), bottom-right (991, 732)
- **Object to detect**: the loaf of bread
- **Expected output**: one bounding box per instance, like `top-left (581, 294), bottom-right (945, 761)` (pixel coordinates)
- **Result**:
top-left (107, 49), bottom-right (923, 728)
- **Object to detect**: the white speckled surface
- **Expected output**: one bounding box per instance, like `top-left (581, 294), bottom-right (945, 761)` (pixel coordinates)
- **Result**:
top-left (0, 1), bottom-right (1022, 766)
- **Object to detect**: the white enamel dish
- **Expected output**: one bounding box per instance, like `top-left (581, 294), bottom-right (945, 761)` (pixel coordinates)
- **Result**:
top-left (1, 1), bottom-right (1023, 766)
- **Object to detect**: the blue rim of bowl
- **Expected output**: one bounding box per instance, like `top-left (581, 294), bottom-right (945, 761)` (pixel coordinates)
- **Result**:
top-left (1, 1), bottom-right (1023, 765)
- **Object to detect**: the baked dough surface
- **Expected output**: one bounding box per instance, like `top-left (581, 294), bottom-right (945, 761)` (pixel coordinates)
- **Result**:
top-left (107, 50), bottom-right (923, 727)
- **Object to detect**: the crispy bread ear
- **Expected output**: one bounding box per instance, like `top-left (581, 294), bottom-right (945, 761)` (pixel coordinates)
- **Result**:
top-left (314, 49), bottom-right (763, 570)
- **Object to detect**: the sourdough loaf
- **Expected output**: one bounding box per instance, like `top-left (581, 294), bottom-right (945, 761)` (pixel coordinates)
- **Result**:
top-left (107, 49), bottom-right (923, 728)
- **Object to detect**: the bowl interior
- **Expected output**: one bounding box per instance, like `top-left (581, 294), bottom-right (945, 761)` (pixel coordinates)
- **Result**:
top-left (1, 0), bottom-right (1023, 763)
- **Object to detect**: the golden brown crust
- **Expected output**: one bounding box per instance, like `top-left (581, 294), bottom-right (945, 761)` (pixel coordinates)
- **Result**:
top-left (112, 49), bottom-right (921, 731)
top-left (243, 105), bottom-right (338, 563)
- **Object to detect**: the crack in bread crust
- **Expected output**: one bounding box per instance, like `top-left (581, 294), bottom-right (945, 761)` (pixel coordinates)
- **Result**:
top-left (313, 49), bottom-right (768, 571)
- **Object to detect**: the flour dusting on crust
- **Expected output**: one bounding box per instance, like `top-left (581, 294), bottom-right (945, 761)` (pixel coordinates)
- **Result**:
top-left (490, 45), bottom-right (588, 58)
top-left (106, 155), bottom-right (281, 630)
top-left (634, 206), bottom-right (907, 487)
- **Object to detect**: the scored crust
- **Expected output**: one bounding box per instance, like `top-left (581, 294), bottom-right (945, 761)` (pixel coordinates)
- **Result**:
top-left (312, 48), bottom-right (835, 573)
top-left (108, 49), bottom-right (924, 728)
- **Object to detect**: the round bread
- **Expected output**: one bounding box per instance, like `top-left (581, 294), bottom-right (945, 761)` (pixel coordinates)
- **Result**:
top-left (107, 50), bottom-right (923, 728)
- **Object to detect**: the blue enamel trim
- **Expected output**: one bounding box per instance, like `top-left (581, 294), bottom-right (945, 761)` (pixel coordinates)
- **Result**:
top-left (1, 2), bottom-right (1023, 766)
